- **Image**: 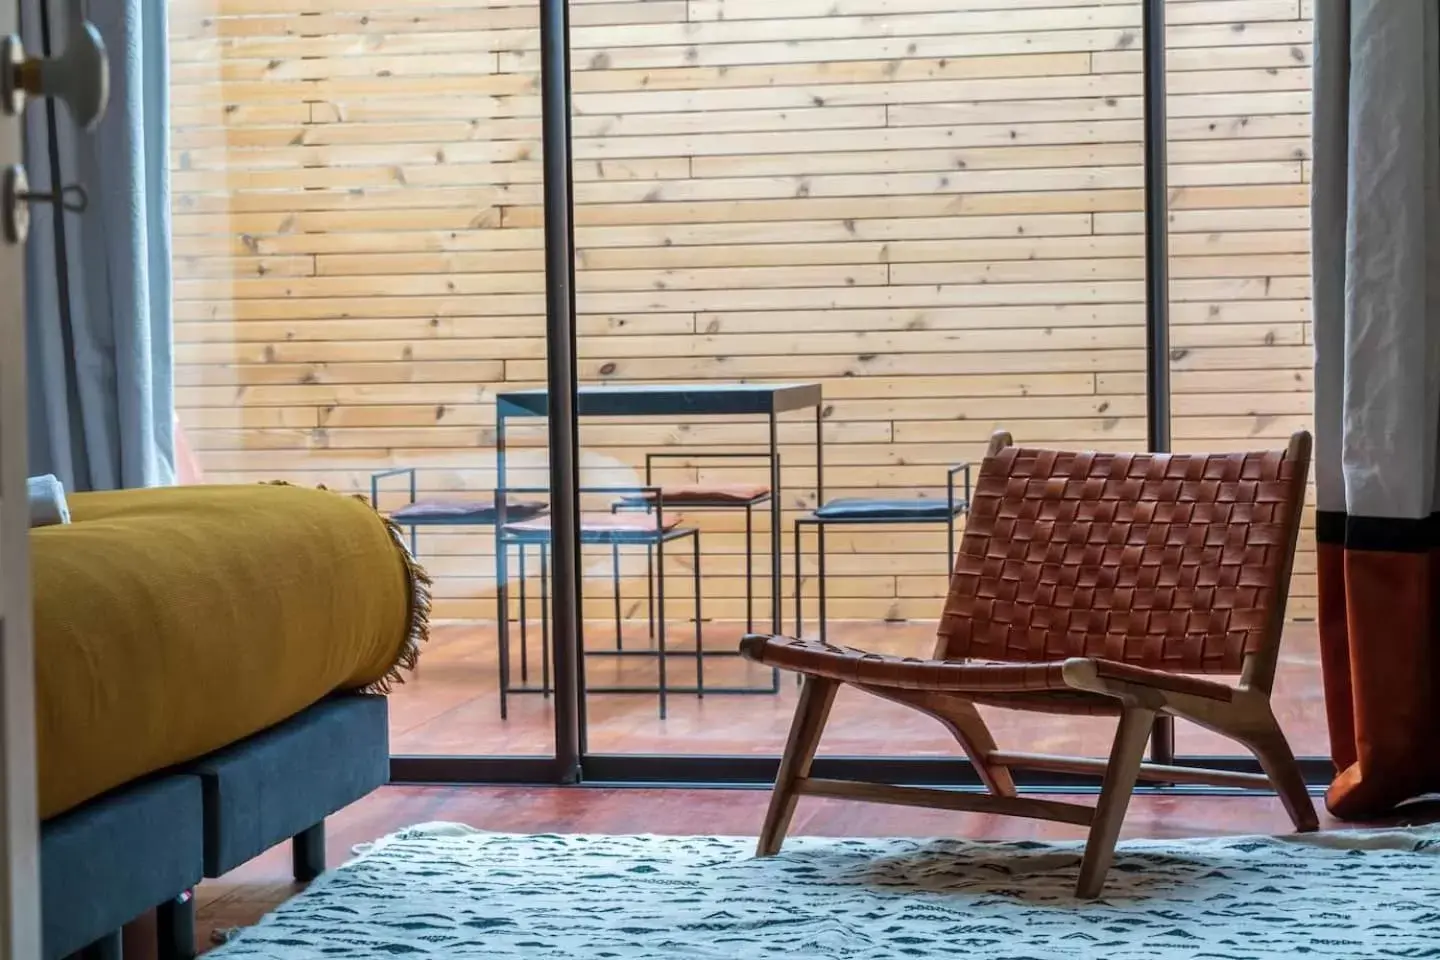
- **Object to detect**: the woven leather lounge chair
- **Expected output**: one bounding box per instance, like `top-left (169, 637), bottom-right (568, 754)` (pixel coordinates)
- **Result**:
top-left (740, 430), bottom-right (1318, 897)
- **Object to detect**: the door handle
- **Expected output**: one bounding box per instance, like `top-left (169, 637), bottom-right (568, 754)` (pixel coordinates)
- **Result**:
top-left (2, 164), bottom-right (87, 244)
top-left (1, 0), bottom-right (108, 129)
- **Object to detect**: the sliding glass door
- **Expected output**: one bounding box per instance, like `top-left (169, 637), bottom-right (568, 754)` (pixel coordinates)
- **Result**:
top-left (556, 0), bottom-right (1327, 780)
top-left (1162, 0), bottom-right (1323, 760)
top-left (568, 0), bottom-right (1150, 765)
top-left (166, 0), bottom-right (1327, 782)
top-left (165, 0), bottom-right (566, 772)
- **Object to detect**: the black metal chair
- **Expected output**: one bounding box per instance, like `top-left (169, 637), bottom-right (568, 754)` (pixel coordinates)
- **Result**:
top-left (496, 486), bottom-right (702, 720)
top-left (370, 467), bottom-right (548, 683)
top-left (369, 467), bottom-right (547, 556)
top-left (611, 451), bottom-right (774, 651)
top-left (794, 462), bottom-right (973, 644)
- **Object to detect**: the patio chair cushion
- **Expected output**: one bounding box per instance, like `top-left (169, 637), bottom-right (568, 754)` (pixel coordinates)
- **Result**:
top-left (812, 497), bottom-right (961, 521)
top-left (391, 498), bottom-right (546, 525)
top-left (506, 512), bottom-right (684, 542)
top-left (620, 483), bottom-right (770, 505)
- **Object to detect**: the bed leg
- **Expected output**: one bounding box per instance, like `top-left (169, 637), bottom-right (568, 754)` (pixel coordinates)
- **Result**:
top-left (75, 931), bottom-right (122, 960)
top-left (157, 890), bottom-right (196, 960)
top-left (293, 820), bottom-right (325, 882)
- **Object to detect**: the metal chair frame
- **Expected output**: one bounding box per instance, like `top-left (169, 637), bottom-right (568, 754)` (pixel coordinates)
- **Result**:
top-left (611, 451), bottom-right (781, 695)
top-left (793, 462), bottom-right (973, 643)
top-left (497, 485), bottom-right (704, 720)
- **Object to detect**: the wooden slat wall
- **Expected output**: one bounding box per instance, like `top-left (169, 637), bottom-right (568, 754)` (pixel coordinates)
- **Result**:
top-left (169, 0), bottom-right (1314, 622)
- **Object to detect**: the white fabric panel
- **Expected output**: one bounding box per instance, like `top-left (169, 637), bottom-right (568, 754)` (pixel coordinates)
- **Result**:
top-left (1312, 0), bottom-right (1440, 520)
top-left (23, 0), bottom-right (174, 491)
top-left (1311, 1), bottom-right (1349, 515)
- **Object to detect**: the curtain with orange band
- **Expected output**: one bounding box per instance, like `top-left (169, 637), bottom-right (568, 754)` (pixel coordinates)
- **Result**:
top-left (1311, 1), bottom-right (1440, 820)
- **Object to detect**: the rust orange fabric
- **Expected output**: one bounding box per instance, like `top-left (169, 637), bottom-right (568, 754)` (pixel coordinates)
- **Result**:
top-left (1320, 545), bottom-right (1440, 819)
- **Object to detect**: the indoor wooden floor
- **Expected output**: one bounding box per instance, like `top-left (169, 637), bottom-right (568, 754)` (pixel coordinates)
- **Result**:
top-left (182, 786), bottom-right (1353, 952)
top-left (116, 619), bottom-right (1331, 953)
top-left (389, 619), bottom-right (1331, 758)
top-left (171, 783), bottom-right (1424, 955)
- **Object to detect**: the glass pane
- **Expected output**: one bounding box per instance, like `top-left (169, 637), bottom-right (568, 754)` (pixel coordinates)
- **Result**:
top-left (167, 0), bottom-right (552, 757)
top-left (568, 1), bottom-right (1147, 758)
top-left (1165, 0), bottom-right (1322, 756)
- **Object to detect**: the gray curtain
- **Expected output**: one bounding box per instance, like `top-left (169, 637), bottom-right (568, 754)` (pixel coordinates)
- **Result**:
top-left (23, 0), bottom-right (173, 491)
top-left (1311, 0), bottom-right (1440, 820)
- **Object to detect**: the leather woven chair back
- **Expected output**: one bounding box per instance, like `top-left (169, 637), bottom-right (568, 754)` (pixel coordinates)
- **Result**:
top-left (936, 442), bottom-right (1310, 673)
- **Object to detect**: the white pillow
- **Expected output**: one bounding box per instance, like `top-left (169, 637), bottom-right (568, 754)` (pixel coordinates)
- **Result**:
top-left (27, 474), bottom-right (71, 527)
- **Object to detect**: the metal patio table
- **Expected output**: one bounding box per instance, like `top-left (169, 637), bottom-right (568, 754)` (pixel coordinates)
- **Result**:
top-left (494, 382), bottom-right (825, 706)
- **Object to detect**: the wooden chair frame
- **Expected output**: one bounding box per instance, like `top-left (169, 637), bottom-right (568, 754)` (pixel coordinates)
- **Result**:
top-left (746, 430), bottom-right (1318, 899)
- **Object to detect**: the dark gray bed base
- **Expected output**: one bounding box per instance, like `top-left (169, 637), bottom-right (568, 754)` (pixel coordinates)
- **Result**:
top-left (44, 694), bottom-right (390, 959)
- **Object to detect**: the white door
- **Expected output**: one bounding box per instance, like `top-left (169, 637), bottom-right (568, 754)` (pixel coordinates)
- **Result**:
top-left (0, 0), bottom-right (43, 950)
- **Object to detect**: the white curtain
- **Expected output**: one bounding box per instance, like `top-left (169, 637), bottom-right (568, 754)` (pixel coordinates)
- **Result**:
top-left (1311, 0), bottom-right (1440, 820)
top-left (23, 0), bottom-right (173, 490)
top-left (1313, 0), bottom-right (1440, 523)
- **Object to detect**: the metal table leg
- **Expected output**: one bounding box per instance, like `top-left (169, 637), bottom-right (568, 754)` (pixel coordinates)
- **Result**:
top-left (657, 533), bottom-right (668, 719)
top-left (498, 539), bottom-right (510, 720)
top-left (815, 402), bottom-right (826, 641)
top-left (541, 541), bottom-right (551, 699)
top-left (769, 411), bottom-right (782, 634)
top-left (744, 503), bottom-right (755, 633)
top-left (804, 402), bottom-right (825, 689)
top-left (814, 402), bottom-right (825, 505)
top-left (793, 518), bottom-right (804, 639)
top-left (818, 518), bottom-right (829, 645)
top-left (693, 530), bottom-right (704, 698)
top-left (612, 542), bottom-right (624, 650)
top-left (519, 542), bottom-right (529, 683)
top-left (647, 543), bottom-right (656, 646)
top-left (496, 414), bottom-right (510, 719)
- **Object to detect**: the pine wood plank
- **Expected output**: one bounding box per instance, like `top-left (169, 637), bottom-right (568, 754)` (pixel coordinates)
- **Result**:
top-left (170, 0), bottom-right (1318, 615)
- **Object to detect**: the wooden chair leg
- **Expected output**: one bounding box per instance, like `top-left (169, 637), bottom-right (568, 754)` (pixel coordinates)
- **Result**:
top-left (1235, 709), bottom-right (1319, 832)
top-left (857, 688), bottom-right (1017, 797)
top-left (1075, 706), bottom-right (1155, 899)
top-left (757, 676), bottom-right (838, 857)
top-left (935, 697), bottom-right (1016, 798)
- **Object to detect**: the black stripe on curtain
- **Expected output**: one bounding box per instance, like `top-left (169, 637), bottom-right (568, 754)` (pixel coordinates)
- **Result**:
top-left (1315, 512), bottom-right (1440, 552)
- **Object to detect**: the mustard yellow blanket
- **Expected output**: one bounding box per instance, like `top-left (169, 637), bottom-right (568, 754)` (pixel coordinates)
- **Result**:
top-left (32, 484), bottom-right (425, 819)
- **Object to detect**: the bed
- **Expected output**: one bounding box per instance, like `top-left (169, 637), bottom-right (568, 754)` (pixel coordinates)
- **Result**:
top-left (32, 483), bottom-right (424, 958)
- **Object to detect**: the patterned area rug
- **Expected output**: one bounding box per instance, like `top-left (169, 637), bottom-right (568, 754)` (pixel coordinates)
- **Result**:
top-left (210, 823), bottom-right (1440, 958)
